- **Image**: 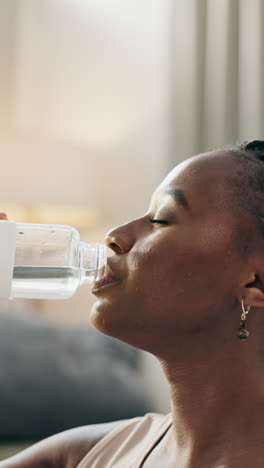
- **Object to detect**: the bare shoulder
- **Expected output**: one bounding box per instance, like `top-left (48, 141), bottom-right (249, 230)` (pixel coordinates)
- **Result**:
top-left (0, 420), bottom-right (126, 468)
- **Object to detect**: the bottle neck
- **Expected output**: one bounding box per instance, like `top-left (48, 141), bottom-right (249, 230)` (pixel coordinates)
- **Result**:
top-left (79, 241), bottom-right (107, 285)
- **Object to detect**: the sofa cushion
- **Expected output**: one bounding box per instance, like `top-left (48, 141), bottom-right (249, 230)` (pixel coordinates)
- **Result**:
top-left (0, 306), bottom-right (152, 440)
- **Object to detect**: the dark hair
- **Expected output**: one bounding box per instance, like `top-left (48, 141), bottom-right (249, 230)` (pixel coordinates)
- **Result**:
top-left (226, 140), bottom-right (264, 241)
top-left (237, 140), bottom-right (264, 162)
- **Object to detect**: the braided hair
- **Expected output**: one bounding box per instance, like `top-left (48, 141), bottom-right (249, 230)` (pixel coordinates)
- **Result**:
top-left (223, 140), bottom-right (264, 244)
top-left (237, 140), bottom-right (264, 163)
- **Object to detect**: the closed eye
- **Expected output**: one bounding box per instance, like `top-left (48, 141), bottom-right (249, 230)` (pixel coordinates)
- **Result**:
top-left (149, 218), bottom-right (168, 225)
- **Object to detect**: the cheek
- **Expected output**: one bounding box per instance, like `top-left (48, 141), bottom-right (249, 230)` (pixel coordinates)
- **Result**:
top-left (129, 234), bottom-right (233, 322)
top-left (126, 241), bottom-right (189, 313)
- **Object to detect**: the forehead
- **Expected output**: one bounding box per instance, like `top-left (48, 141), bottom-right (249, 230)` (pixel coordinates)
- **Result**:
top-left (155, 151), bottom-right (239, 215)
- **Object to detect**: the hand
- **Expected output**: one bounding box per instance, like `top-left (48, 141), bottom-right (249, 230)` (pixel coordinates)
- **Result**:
top-left (0, 213), bottom-right (8, 220)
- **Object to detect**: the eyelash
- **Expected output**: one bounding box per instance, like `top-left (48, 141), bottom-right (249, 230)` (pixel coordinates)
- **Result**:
top-left (149, 218), bottom-right (168, 225)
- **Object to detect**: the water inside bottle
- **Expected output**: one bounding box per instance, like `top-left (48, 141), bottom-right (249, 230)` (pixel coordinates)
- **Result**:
top-left (11, 266), bottom-right (95, 300)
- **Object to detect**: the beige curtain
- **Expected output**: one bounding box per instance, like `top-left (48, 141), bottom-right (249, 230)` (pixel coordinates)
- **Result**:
top-left (170, 0), bottom-right (264, 164)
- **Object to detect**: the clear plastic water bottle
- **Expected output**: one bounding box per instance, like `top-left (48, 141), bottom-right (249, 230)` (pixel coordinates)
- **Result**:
top-left (0, 220), bottom-right (107, 300)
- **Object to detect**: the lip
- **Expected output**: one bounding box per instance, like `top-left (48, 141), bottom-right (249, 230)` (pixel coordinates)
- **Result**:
top-left (92, 258), bottom-right (122, 293)
top-left (92, 276), bottom-right (121, 293)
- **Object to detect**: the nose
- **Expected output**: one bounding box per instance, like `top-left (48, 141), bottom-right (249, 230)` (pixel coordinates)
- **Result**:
top-left (104, 223), bottom-right (135, 254)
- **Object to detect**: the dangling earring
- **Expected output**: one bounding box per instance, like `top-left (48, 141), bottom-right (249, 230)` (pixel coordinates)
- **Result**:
top-left (237, 298), bottom-right (251, 340)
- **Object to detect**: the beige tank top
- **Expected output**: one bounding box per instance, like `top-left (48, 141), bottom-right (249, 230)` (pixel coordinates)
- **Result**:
top-left (77, 413), bottom-right (173, 468)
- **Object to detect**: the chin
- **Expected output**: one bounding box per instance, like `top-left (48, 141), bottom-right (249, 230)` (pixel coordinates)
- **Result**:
top-left (89, 302), bottom-right (111, 335)
top-left (89, 301), bottom-right (125, 338)
top-left (89, 301), bottom-right (134, 345)
top-left (89, 302), bottom-right (157, 353)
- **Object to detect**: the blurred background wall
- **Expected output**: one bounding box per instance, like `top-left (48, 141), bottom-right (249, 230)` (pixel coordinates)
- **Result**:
top-left (0, 0), bottom-right (263, 414)
top-left (0, 0), bottom-right (171, 319)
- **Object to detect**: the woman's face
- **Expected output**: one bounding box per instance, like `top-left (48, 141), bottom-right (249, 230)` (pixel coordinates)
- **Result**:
top-left (90, 151), bottom-right (251, 353)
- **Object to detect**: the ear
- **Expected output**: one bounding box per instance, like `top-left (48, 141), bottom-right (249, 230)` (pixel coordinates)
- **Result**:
top-left (240, 272), bottom-right (264, 308)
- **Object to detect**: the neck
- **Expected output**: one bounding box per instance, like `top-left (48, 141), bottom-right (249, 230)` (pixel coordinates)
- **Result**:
top-left (157, 326), bottom-right (264, 467)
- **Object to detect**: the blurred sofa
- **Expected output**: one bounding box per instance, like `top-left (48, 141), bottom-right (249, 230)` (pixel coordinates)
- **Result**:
top-left (0, 305), bottom-right (153, 442)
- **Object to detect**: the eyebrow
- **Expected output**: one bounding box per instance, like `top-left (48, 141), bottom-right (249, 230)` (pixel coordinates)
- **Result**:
top-left (164, 189), bottom-right (190, 210)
